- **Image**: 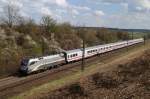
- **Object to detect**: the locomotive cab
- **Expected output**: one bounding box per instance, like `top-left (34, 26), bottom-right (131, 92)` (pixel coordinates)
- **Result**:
top-left (20, 59), bottom-right (29, 74)
top-left (20, 58), bottom-right (39, 75)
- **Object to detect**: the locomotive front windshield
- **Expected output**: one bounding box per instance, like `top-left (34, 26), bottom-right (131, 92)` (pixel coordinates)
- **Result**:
top-left (21, 59), bottom-right (29, 66)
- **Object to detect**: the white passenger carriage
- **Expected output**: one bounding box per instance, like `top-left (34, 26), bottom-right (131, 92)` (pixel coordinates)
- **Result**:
top-left (65, 49), bottom-right (82, 62)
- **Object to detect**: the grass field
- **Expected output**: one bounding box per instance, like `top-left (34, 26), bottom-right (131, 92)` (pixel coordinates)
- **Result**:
top-left (12, 41), bottom-right (150, 99)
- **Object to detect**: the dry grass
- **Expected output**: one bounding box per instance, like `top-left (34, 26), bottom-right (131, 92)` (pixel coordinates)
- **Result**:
top-left (38, 49), bottom-right (150, 99)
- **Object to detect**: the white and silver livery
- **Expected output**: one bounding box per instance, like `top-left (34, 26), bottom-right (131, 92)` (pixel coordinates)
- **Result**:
top-left (20, 38), bottom-right (144, 74)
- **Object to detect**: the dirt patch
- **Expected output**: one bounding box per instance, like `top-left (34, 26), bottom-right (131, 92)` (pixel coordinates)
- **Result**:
top-left (117, 50), bottom-right (150, 82)
top-left (39, 49), bottom-right (150, 99)
top-left (91, 73), bottom-right (119, 89)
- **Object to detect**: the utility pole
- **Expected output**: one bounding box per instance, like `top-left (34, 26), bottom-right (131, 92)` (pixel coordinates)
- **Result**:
top-left (42, 36), bottom-right (45, 55)
top-left (81, 38), bottom-right (85, 71)
top-left (144, 35), bottom-right (146, 45)
top-left (132, 32), bottom-right (134, 40)
top-left (127, 32), bottom-right (129, 51)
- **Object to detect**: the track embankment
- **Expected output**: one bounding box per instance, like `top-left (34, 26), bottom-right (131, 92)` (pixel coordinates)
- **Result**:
top-left (10, 41), bottom-right (149, 99)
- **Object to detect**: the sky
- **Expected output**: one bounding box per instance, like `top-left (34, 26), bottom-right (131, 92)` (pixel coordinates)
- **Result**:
top-left (0, 0), bottom-right (150, 29)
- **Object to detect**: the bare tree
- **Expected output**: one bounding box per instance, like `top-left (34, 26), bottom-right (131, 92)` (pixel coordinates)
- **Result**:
top-left (16, 17), bottom-right (37, 34)
top-left (1, 2), bottom-right (20, 28)
top-left (41, 15), bottom-right (57, 36)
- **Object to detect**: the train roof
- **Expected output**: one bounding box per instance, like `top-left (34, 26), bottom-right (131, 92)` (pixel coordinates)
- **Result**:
top-left (23, 54), bottom-right (62, 61)
top-left (65, 49), bottom-right (82, 54)
top-left (65, 40), bottom-right (128, 54)
top-left (85, 41), bottom-right (125, 50)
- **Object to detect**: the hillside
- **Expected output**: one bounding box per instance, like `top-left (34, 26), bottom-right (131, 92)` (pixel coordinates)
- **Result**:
top-left (0, 22), bottom-right (134, 77)
top-left (36, 49), bottom-right (150, 99)
top-left (11, 39), bottom-right (149, 99)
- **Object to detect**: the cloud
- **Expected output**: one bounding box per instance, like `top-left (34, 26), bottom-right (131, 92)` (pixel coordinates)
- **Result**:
top-left (72, 9), bottom-right (79, 15)
top-left (127, 0), bottom-right (150, 13)
top-left (0, 0), bottom-right (150, 29)
top-left (42, 0), bottom-right (68, 8)
top-left (0, 0), bottom-right (23, 8)
top-left (99, 0), bottom-right (125, 4)
top-left (94, 10), bottom-right (105, 16)
top-left (137, 0), bottom-right (150, 9)
top-left (41, 7), bottom-right (52, 16)
top-left (73, 6), bottom-right (91, 11)
top-left (55, 0), bottom-right (68, 7)
top-left (97, 0), bottom-right (150, 13)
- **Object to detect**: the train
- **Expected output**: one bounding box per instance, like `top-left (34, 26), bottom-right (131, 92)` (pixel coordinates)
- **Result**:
top-left (20, 38), bottom-right (144, 75)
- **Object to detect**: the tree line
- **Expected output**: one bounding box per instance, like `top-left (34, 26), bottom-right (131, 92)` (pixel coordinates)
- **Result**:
top-left (0, 2), bottom-right (131, 50)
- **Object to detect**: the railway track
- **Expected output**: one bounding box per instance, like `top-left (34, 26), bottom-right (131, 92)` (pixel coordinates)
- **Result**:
top-left (0, 43), bottom-right (145, 98)
top-left (0, 54), bottom-right (101, 92)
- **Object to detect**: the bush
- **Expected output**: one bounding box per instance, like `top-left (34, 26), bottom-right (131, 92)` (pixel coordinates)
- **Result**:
top-left (92, 73), bottom-right (119, 89)
top-left (0, 48), bottom-right (23, 75)
top-left (117, 49), bottom-right (150, 82)
top-left (68, 83), bottom-right (85, 96)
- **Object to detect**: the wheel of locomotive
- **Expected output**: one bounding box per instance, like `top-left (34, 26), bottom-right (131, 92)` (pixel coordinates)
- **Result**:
top-left (54, 65), bottom-right (58, 68)
top-left (48, 66), bottom-right (52, 70)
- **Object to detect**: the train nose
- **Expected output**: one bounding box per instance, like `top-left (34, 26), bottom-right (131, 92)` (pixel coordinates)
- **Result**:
top-left (20, 66), bottom-right (28, 75)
